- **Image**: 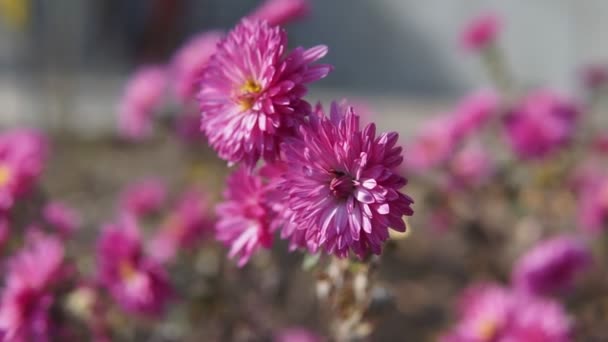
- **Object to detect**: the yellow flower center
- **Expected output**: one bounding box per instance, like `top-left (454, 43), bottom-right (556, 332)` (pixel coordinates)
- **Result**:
top-left (241, 79), bottom-right (262, 94)
top-left (238, 79), bottom-right (262, 111)
top-left (477, 319), bottom-right (498, 341)
top-left (119, 260), bottom-right (137, 281)
top-left (0, 164), bottom-right (12, 188)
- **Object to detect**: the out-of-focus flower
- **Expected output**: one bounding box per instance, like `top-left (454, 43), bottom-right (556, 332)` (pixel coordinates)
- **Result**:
top-left (149, 190), bottom-right (213, 263)
top-left (279, 102), bottom-right (414, 258)
top-left (0, 129), bottom-right (48, 211)
top-left (448, 141), bottom-right (494, 189)
top-left (119, 178), bottom-right (167, 217)
top-left (96, 216), bottom-right (172, 316)
top-left (118, 66), bottom-right (167, 140)
top-left (43, 201), bottom-right (81, 238)
top-left (512, 235), bottom-right (591, 296)
top-left (577, 174), bottom-right (608, 234)
top-left (274, 327), bottom-right (321, 342)
top-left (216, 167), bottom-right (276, 267)
top-left (460, 12), bottom-right (502, 51)
top-left (503, 89), bottom-right (579, 160)
top-left (441, 283), bottom-right (573, 342)
top-left (405, 115), bottom-right (457, 173)
top-left (199, 19), bottom-right (332, 167)
top-left (452, 89), bottom-right (499, 139)
top-left (580, 64), bottom-right (608, 90)
top-left (0, 233), bottom-right (65, 341)
top-left (171, 31), bottom-right (223, 103)
top-left (248, 0), bottom-right (310, 26)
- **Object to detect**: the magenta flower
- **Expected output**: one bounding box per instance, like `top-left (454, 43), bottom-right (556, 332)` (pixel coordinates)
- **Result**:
top-left (452, 89), bottom-right (499, 139)
top-left (512, 235), bottom-right (591, 296)
top-left (405, 114), bottom-right (457, 173)
top-left (460, 12), bottom-right (502, 51)
top-left (96, 216), bottom-right (172, 316)
top-left (279, 102), bottom-right (413, 258)
top-left (441, 283), bottom-right (573, 342)
top-left (118, 66), bottom-right (167, 140)
top-left (503, 89), bottom-right (579, 160)
top-left (149, 190), bottom-right (213, 263)
top-left (0, 129), bottom-right (48, 211)
top-left (119, 178), bottom-right (167, 217)
top-left (199, 19), bottom-right (332, 167)
top-left (0, 233), bottom-right (65, 341)
top-left (249, 0), bottom-right (311, 26)
top-left (43, 201), bottom-right (81, 238)
top-left (448, 141), bottom-right (494, 189)
top-left (274, 327), bottom-right (321, 342)
top-left (216, 167), bottom-right (276, 267)
top-left (171, 31), bottom-right (223, 103)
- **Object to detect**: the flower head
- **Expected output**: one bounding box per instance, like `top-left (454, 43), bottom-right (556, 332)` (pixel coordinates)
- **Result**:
top-left (512, 235), bottom-right (591, 296)
top-left (118, 66), bottom-right (167, 140)
top-left (0, 129), bottom-right (48, 211)
top-left (405, 114), bottom-right (457, 173)
top-left (0, 233), bottom-right (65, 341)
top-left (503, 89), bottom-right (579, 160)
top-left (279, 102), bottom-right (413, 258)
top-left (96, 216), bottom-right (172, 316)
top-left (43, 201), bottom-right (81, 238)
top-left (448, 141), bottom-right (495, 189)
top-left (216, 167), bottom-right (277, 266)
top-left (199, 19), bottom-right (332, 167)
top-left (119, 178), bottom-right (167, 217)
top-left (441, 283), bottom-right (573, 342)
top-left (460, 12), bottom-right (502, 51)
top-left (149, 190), bottom-right (213, 263)
top-left (452, 89), bottom-right (499, 139)
top-left (171, 31), bottom-right (223, 103)
top-left (249, 0), bottom-right (311, 26)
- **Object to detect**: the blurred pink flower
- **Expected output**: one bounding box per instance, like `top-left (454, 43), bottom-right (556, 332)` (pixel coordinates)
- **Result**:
top-left (452, 89), bottom-right (500, 139)
top-left (577, 174), bottom-right (608, 234)
top-left (199, 19), bottom-right (332, 168)
top-left (249, 0), bottom-right (311, 26)
top-left (460, 12), bottom-right (502, 51)
top-left (96, 216), bottom-right (172, 316)
top-left (43, 201), bottom-right (81, 238)
top-left (279, 102), bottom-right (413, 258)
top-left (216, 167), bottom-right (276, 267)
top-left (119, 178), bottom-right (167, 217)
top-left (405, 114), bottom-right (457, 173)
top-left (149, 190), bottom-right (213, 263)
top-left (512, 235), bottom-right (591, 296)
top-left (0, 129), bottom-right (48, 211)
top-left (441, 283), bottom-right (573, 342)
top-left (274, 327), bottom-right (321, 342)
top-left (503, 89), bottom-right (579, 160)
top-left (171, 31), bottom-right (223, 103)
top-left (448, 141), bottom-right (495, 189)
top-left (118, 66), bottom-right (167, 140)
top-left (0, 233), bottom-right (65, 341)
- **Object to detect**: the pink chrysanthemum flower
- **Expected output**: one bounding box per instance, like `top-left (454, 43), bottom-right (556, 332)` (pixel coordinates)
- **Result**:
top-left (405, 114), bottom-right (457, 173)
top-left (216, 167), bottom-right (277, 267)
top-left (441, 283), bottom-right (573, 342)
top-left (118, 66), bottom-right (167, 140)
top-left (149, 190), bottom-right (213, 263)
top-left (0, 233), bottom-right (65, 341)
top-left (452, 89), bottom-right (500, 139)
top-left (96, 216), bottom-right (172, 316)
top-left (279, 102), bottom-right (414, 258)
top-left (249, 0), bottom-right (311, 27)
top-left (171, 31), bottom-right (223, 103)
top-left (0, 129), bottom-right (48, 211)
top-left (512, 235), bottom-right (591, 296)
top-left (119, 178), bottom-right (167, 217)
top-left (43, 201), bottom-right (81, 238)
top-left (448, 141), bottom-right (495, 189)
top-left (503, 89), bottom-right (579, 160)
top-left (460, 12), bottom-right (502, 51)
top-left (274, 327), bottom-right (321, 342)
top-left (199, 19), bottom-right (332, 167)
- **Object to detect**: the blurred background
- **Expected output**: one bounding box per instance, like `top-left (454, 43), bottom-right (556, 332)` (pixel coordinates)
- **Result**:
top-left (0, 0), bottom-right (606, 137)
